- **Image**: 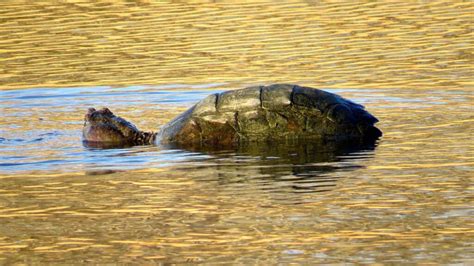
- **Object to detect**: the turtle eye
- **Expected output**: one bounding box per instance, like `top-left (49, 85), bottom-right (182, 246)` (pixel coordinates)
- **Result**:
top-left (90, 112), bottom-right (100, 120)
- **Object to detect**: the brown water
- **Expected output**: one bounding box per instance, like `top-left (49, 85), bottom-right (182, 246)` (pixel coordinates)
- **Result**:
top-left (0, 1), bottom-right (473, 264)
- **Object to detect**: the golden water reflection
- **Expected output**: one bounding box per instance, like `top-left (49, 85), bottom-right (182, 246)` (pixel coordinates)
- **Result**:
top-left (0, 1), bottom-right (472, 90)
top-left (0, 1), bottom-right (473, 264)
top-left (1, 85), bottom-right (472, 264)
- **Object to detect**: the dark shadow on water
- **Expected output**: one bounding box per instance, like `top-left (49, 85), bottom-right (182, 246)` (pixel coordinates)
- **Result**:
top-left (82, 138), bottom-right (378, 200)
top-left (161, 138), bottom-right (378, 197)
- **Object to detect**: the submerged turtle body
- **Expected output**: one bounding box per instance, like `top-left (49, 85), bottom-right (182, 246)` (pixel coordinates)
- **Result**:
top-left (157, 84), bottom-right (381, 147)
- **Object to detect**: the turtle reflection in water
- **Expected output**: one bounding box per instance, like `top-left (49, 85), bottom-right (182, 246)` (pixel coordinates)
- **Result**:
top-left (82, 84), bottom-right (382, 150)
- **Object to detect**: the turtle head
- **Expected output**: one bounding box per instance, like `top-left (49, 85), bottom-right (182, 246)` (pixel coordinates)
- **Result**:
top-left (83, 107), bottom-right (140, 146)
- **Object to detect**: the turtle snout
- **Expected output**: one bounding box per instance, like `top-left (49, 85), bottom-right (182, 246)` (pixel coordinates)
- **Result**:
top-left (85, 108), bottom-right (97, 122)
top-left (84, 112), bottom-right (95, 123)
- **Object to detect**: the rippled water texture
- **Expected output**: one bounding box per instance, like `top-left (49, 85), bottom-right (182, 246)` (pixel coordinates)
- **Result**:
top-left (0, 1), bottom-right (473, 264)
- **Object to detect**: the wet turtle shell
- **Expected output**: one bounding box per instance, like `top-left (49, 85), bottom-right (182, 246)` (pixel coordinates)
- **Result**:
top-left (157, 84), bottom-right (381, 147)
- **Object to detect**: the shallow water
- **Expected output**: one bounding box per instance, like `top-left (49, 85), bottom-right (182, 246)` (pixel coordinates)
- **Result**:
top-left (1, 1), bottom-right (473, 264)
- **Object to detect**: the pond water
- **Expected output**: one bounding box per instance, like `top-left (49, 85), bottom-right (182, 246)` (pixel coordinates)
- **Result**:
top-left (0, 1), bottom-right (473, 264)
top-left (1, 84), bottom-right (472, 264)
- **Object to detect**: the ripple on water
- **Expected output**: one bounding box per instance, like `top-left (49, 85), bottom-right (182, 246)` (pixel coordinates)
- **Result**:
top-left (0, 0), bottom-right (473, 263)
top-left (0, 84), bottom-right (472, 264)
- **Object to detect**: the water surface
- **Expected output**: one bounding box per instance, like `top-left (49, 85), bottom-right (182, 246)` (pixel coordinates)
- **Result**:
top-left (1, 84), bottom-right (472, 264)
top-left (0, 1), bottom-right (473, 264)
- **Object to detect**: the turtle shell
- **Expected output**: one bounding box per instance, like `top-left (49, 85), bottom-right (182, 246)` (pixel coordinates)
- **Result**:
top-left (157, 84), bottom-right (381, 147)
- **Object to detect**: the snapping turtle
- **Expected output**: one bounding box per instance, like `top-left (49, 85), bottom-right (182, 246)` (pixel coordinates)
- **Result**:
top-left (83, 84), bottom-right (382, 148)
